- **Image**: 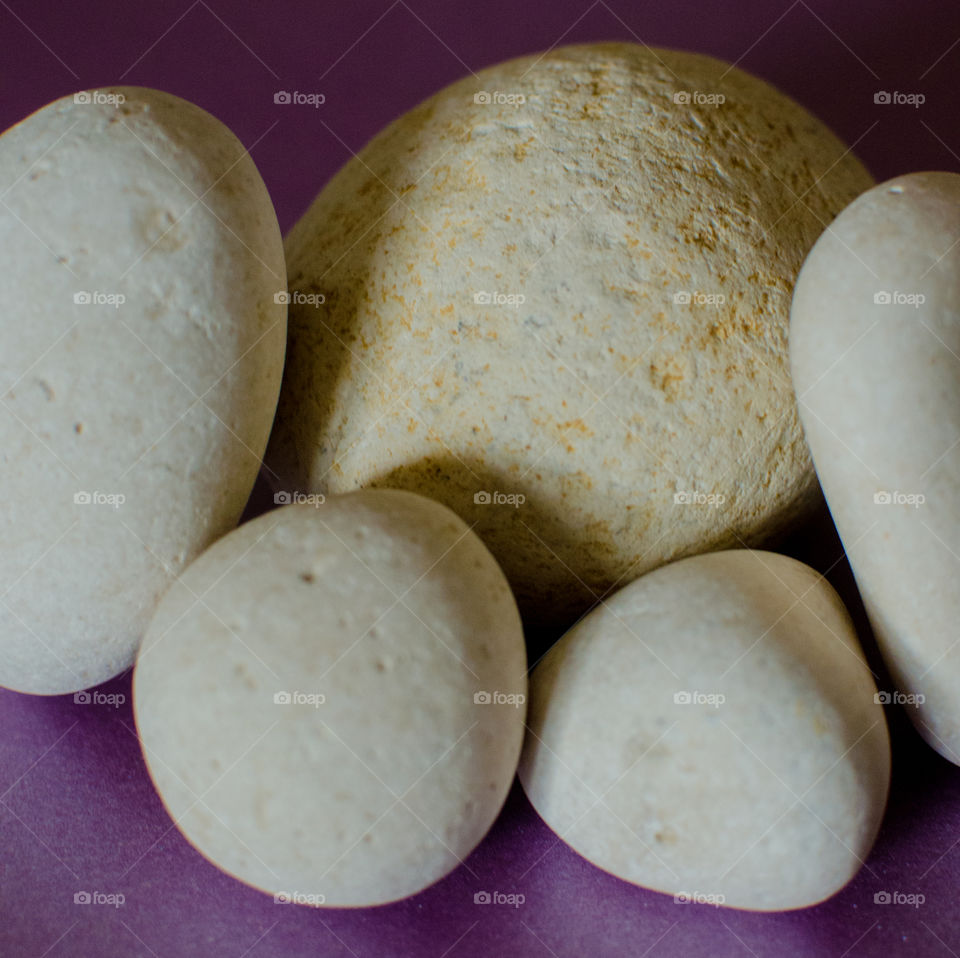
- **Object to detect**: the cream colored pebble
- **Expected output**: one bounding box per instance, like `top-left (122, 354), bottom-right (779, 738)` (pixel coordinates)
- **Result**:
top-left (791, 171), bottom-right (960, 764)
top-left (518, 549), bottom-right (890, 911)
top-left (267, 42), bottom-right (873, 629)
top-left (0, 87), bottom-right (286, 695)
top-left (133, 489), bottom-right (527, 907)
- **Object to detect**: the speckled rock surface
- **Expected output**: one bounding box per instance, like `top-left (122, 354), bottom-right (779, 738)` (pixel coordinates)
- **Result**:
top-left (0, 87), bottom-right (286, 694)
top-left (133, 489), bottom-right (528, 907)
top-left (791, 171), bottom-right (960, 765)
top-left (518, 549), bottom-right (890, 911)
top-left (267, 42), bottom-right (874, 629)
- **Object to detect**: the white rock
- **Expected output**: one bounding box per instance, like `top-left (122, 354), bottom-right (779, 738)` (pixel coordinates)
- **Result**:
top-left (0, 87), bottom-right (286, 694)
top-left (518, 550), bottom-right (889, 911)
top-left (791, 171), bottom-right (960, 764)
top-left (133, 489), bottom-right (527, 907)
top-left (266, 42), bottom-right (873, 629)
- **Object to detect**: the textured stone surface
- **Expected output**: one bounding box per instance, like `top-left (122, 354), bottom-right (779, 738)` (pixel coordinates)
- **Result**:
top-left (0, 87), bottom-right (286, 694)
top-left (791, 171), bottom-right (960, 765)
top-left (133, 490), bottom-right (527, 907)
top-left (518, 549), bottom-right (890, 911)
top-left (267, 43), bottom-right (873, 630)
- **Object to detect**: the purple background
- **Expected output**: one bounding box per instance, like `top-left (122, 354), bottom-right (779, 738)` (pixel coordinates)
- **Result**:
top-left (2, 1), bottom-right (960, 955)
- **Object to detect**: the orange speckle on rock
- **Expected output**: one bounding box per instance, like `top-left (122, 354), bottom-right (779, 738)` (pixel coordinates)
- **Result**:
top-left (559, 419), bottom-right (593, 436)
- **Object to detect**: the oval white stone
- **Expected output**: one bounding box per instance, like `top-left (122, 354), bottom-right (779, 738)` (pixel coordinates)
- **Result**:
top-left (133, 489), bottom-right (527, 907)
top-left (0, 87), bottom-right (286, 694)
top-left (791, 171), bottom-right (960, 764)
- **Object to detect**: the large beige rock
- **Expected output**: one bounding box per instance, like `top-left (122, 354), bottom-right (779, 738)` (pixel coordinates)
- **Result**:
top-left (0, 88), bottom-right (286, 694)
top-left (791, 171), bottom-right (960, 765)
top-left (518, 550), bottom-right (890, 911)
top-left (133, 490), bottom-right (527, 907)
top-left (267, 42), bottom-right (873, 629)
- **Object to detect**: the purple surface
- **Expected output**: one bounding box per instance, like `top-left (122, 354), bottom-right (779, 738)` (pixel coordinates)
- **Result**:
top-left (2, 1), bottom-right (960, 955)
